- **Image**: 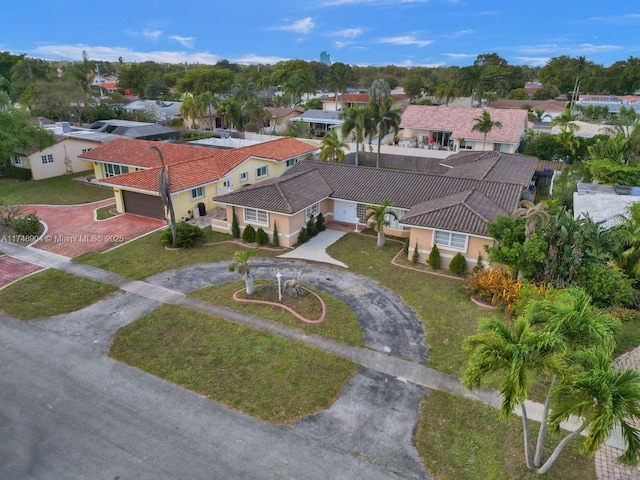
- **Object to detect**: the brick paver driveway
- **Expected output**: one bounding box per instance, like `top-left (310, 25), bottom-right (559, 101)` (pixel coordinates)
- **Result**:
top-left (0, 255), bottom-right (44, 289)
top-left (28, 199), bottom-right (165, 257)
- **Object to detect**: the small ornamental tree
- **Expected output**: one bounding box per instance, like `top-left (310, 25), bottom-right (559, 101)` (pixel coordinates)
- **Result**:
top-left (428, 244), bottom-right (441, 270)
top-left (161, 221), bottom-right (205, 248)
top-left (231, 207), bottom-right (240, 238)
top-left (272, 220), bottom-right (280, 247)
top-left (412, 242), bottom-right (419, 264)
top-left (256, 227), bottom-right (269, 245)
top-left (403, 237), bottom-right (409, 255)
top-left (306, 215), bottom-right (317, 237)
top-left (316, 212), bottom-right (326, 232)
top-left (449, 252), bottom-right (467, 275)
top-left (242, 224), bottom-right (256, 243)
top-left (298, 227), bottom-right (310, 244)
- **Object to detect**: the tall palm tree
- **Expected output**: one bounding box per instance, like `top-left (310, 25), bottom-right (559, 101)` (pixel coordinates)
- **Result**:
top-left (179, 95), bottom-right (197, 129)
top-left (543, 347), bottom-right (640, 473)
top-left (614, 202), bottom-right (640, 278)
top-left (228, 247), bottom-right (258, 295)
top-left (319, 130), bottom-right (349, 163)
top-left (217, 97), bottom-right (240, 129)
top-left (528, 108), bottom-right (550, 133)
top-left (434, 80), bottom-right (459, 106)
top-left (460, 64), bottom-right (485, 107)
top-left (511, 200), bottom-right (550, 239)
top-left (326, 62), bottom-right (353, 111)
top-left (369, 97), bottom-right (401, 168)
top-left (471, 110), bottom-right (503, 151)
top-left (364, 199), bottom-right (399, 247)
top-left (340, 105), bottom-right (375, 166)
top-left (197, 91), bottom-right (219, 130)
top-left (369, 78), bottom-right (391, 104)
top-left (149, 146), bottom-right (176, 246)
top-left (463, 316), bottom-right (562, 471)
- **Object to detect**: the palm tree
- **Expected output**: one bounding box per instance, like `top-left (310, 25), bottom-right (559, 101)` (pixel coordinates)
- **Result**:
top-left (471, 110), bottom-right (503, 151)
top-left (528, 108), bottom-right (550, 133)
top-left (542, 347), bottom-right (640, 473)
top-left (228, 247), bottom-right (259, 295)
top-left (364, 199), bottom-right (399, 247)
top-left (369, 78), bottom-right (391, 104)
top-left (179, 95), bottom-right (197, 129)
top-left (319, 130), bottom-right (349, 163)
top-left (340, 105), bottom-right (375, 166)
top-left (551, 108), bottom-right (578, 133)
top-left (326, 62), bottom-right (353, 110)
top-left (511, 200), bottom-right (550, 239)
top-left (369, 97), bottom-right (401, 168)
top-left (149, 146), bottom-right (176, 246)
top-left (217, 97), bottom-right (240, 129)
top-left (463, 316), bottom-right (562, 471)
top-left (197, 91), bottom-right (219, 130)
top-left (434, 80), bottom-right (459, 106)
top-left (614, 202), bottom-right (640, 278)
top-left (460, 64), bottom-right (485, 107)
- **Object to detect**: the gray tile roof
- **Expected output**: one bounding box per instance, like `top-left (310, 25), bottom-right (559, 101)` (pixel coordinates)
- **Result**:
top-left (400, 190), bottom-right (507, 236)
top-left (441, 151), bottom-right (538, 186)
top-left (214, 169), bottom-right (333, 214)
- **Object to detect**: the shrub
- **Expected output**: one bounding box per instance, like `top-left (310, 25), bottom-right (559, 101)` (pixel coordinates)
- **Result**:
top-left (242, 224), bottom-right (256, 243)
top-left (272, 221), bottom-right (279, 247)
top-left (10, 213), bottom-right (40, 236)
top-left (255, 227), bottom-right (269, 245)
top-left (403, 237), bottom-right (409, 255)
top-left (160, 221), bottom-right (205, 248)
top-left (472, 253), bottom-right (484, 275)
top-left (466, 267), bottom-right (522, 309)
top-left (449, 253), bottom-right (467, 276)
top-left (578, 263), bottom-right (637, 308)
top-left (297, 227), bottom-right (309, 244)
top-left (412, 242), bottom-right (419, 264)
top-left (3, 165), bottom-right (32, 180)
top-left (231, 207), bottom-right (240, 238)
top-left (427, 245), bottom-right (441, 270)
top-left (316, 212), bottom-right (326, 232)
top-left (306, 215), bottom-right (317, 237)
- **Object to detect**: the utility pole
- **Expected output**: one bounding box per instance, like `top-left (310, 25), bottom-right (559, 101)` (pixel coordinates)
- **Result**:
top-left (95, 63), bottom-right (104, 97)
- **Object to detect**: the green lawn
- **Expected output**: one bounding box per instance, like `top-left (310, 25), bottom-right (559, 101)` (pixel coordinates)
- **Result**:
top-left (415, 390), bottom-right (596, 480)
top-left (327, 234), bottom-right (506, 376)
top-left (76, 229), bottom-right (281, 280)
top-left (0, 269), bottom-right (118, 320)
top-left (190, 281), bottom-right (364, 347)
top-left (110, 304), bottom-right (358, 424)
top-left (95, 204), bottom-right (117, 220)
top-left (0, 172), bottom-right (113, 205)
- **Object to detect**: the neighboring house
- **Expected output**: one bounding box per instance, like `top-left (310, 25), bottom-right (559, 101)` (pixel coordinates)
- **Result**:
top-left (290, 109), bottom-right (343, 137)
top-left (400, 105), bottom-right (529, 153)
top-left (264, 106), bottom-right (304, 134)
top-left (488, 99), bottom-right (567, 127)
top-left (322, 93), bottom-right (409, 111)
top-left (573, 182), bottom-right (640, 229)
top-left (576, 95), bottom-right (640, 114)
top-left (524, 81), bottom-right (542, 97)
top-left (79, 137), bottom-right (319, 220)
top-left (123, 99), bottom-right (183, 124)
top-left (86, 119), bottom-right (179, 141)
top-left (213, 155), bottom-right (537, 271)
top-left (8, 124), bottom-right (120, 180)
top-left (550, 120), bottom-right (612, 138)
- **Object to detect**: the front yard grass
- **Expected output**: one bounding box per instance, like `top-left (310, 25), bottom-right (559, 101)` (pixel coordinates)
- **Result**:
top-left (110, 304), bottom-right (358, 424)
top-left (415, 390), bottom-right (596, 480)
top-left (0, 172), bottom-right (113, 205)
top-left (76, 229), bottom-right (280, 279)
top-left (95, 204), bottom-right (117, 220)
top-left (0, 269), bottom-right (118, 320)
top-left (327, 234), bottom-right (506, 377)
top-left (190, 281), bottom-right (364, 347)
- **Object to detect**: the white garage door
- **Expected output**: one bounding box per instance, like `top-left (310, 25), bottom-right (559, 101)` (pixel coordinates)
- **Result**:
top-left (333, 200), bottom-right (358, 223)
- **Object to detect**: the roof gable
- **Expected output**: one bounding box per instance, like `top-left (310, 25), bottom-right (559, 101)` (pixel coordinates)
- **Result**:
top-left (441, 151), bottom-right (538, 186)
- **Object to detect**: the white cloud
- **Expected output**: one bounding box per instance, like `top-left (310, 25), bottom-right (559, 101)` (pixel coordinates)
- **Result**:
top-left (587, 13), bottom-right (640, 25)
top-left (378, 35), bottom-right (432, 47)
top-left (331, 28), bottom-right (363, 39)
top-left (232, 54), bottom-right (289, 65)
top-left (170, 36), bottom-right (194, 49)
top-left (517, 43), bottom-right (623, 56)
top-left (449, 29), bottom-right (474, 39)
top-left (442, 53), bottom-right (475, 59)
top-left (513, 57), bottom-right (549, 67)
top-left (142, 29), bottom-right (162, 41)
top-left (32, 43), bottom-right (219, 64)
top-left (335, 41), bottom-right (355, 49)
top-left (274, 17), bottom-right (315, 34)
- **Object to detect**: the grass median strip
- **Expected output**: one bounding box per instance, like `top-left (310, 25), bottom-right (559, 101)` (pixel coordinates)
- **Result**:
top-left (110, 304), bottom-right (358, 424)
top-left (0, 269), bottom-right (118, 320)
top-left (415, 390), bottom-right (596, 480)
top-left (190, 281), bottom-right (364, 347)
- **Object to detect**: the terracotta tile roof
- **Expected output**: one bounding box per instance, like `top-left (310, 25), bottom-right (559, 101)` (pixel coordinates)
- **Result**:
top-left (215, 170), bottom-right (333, 214)
top-left (400, 190), bottom-right (506, 236)
top-left (95, 137), bottom-right (318, 194)
top-left (441, 151), bottom-right (538, 186)
top-left (322, 93), bottom-right (409, 104)
top-left (400, 106), bottom-right (528, 145)
top-left (265, 106), bottom-right (304, 118)
top-left (488, 99), bottom-right (568, 112)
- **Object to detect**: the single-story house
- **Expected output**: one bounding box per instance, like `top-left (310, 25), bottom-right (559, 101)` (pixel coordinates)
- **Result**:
top-left (573, 182), bottom-right (640, 229)
top-left (79, 136), bottom-right (319, 220)
top-left (123, 99), bottom-right (183, 124)
top-left (322, 93), bottom-right (409, 111)
top-left (87, 119), bottom-right (179, 141)
top-left (264, 106), bottom-right (304, 134)
top-left (212, 153), bottom-right (537, 271)
top-left (400, 106), bottom-right (529, 153)
top-left (290, 109), bottom-right (343, 137)
top-left (8, 125), bottom-right (120, 180)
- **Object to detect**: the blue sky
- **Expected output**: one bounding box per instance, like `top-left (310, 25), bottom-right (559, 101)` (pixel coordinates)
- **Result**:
top-left (1, 1), bottom-right (639, 67)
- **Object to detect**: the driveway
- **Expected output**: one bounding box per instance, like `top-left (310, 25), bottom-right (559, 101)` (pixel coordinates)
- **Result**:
top-left (27, 199), bottom-right (165, 257)
top-left (0, 255), bottom-right (44, 289)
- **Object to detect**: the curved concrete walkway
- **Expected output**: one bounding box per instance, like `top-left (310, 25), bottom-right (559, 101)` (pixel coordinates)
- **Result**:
top-left (277, 229), bottom-right (348, 268)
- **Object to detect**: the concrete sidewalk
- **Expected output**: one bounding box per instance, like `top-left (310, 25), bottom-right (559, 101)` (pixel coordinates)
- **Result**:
top-left (278, 229), bottom-right (348, 268)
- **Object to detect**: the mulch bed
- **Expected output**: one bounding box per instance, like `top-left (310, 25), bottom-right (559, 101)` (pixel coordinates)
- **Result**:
top-left (0, 222), bottom-right (44, 247)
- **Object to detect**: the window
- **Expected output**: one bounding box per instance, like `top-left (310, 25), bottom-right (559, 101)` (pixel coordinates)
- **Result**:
top-left (41, 154), bottom-right (54, 164)
top-left (306, 203), bottom-right (318, 219)
top-left (434, 230), bottom-right (467, 250)
top-left (222, 178), bottom-right (232, 189)
top-left (10, 156), bottom-right (22, 166)
top-left (356, 203), bottom-right (368, 222)
top-left (285, 158), bottom-right (297, 168)
top-left (104, 163), bottom-right (129, 177)
top-left (460, 140), bottom-right (473, 150)
top-left (190, 187), bottom-right (204, 200)
top-left (256, 165), bottom-right (268, 179)
top-left (240, 172), bottom-right (248, 182)
top-left (493, 143), bottom-right (509, 153)
top-left (244, 208), bottom-right (268, 224)
top-left (82, 148), bottom-right (93, 153)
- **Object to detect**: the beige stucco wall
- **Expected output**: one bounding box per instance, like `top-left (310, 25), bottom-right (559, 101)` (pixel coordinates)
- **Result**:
top-left (408, 227), bottom-right (491, 273)
top-left (401, 128), bottom-right (517, 153)
top-left (26, 138), bottom-right (95, 180)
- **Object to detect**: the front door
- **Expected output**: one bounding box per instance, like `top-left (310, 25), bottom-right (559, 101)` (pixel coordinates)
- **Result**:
top-left (333, 200), bottom-right (357, 223)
